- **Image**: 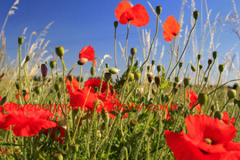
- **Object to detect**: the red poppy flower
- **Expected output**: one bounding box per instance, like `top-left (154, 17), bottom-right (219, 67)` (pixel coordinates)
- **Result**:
top-left (222, 111), bottom-right (235, 125)
top-left (84, 78), bottom-right (112, 93)
top-left (15, 91), bottom-right (29, 101)
top-left (0, 104), bottom-right (57, 137)
top-left (79, 45), bottom-right (97, 67)
top-left (115, 1), bottom-right (149, 27)
top-left (186, 89), bottom-right (201, 112)
top-left (163, 15), bottom-right (180, 41)
top-left (65, 77), bottom-right (79, 95)
top-left (165, 114), bottom-right (240, 160)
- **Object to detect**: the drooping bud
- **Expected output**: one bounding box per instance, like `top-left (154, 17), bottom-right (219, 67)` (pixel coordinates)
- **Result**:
top-left (184, 78), bottom-right (190, 87)
top-left (214, 111), bottom-right (223, 120)
top-left (25, 55), bottom-right (31, 63)
top-left (179, 62), bottom-right (183, 68)
top-left (18, 37), bottom-right (24, 45)
top-left (218, 64), bottom-right (224, 73)
top-left (54, 83), bottom-right (61, 92)
top-left (129, 119), bottom-right (138, 127)
top-left (199, 64), bottom-right (203, 70)
top-left (157, 65), bottom-right (162, 72)
top-left (193, 11), bottom-right (199, 20)
top-left (109, 68), bottom-right (119, 74)
top-left (90, 66), bottom-right (96, 76)
top-left (41, 64), bottom-right (48, 77)
top-left (104, 72), bottom-right (111, 81)
top-left (198, 92), bottom-right (208, 106)
top-left (128, 72), bottom-right (134, 81)
top-left (147, 65), bottom-right (151, 72)
top-left (134, 71), bottom-right (141, 81)
top-left (151, 60), bottom-right (155, 66)
top-left (55, 46), bottom-right (65, 58)
top-left (155, 76), bottom-right (161, 87)
top-left (174, 77), bottom-right (179, 83)
top-left (34, 86), bottom-right (41, 95)
top-left (105, 63), bottom-right (109, 68)
top-left (15, 82), bottom-right (20, 90)
top-left (50, 61), bottom-right (56, 69)
top-left (208, 59), bottom-right (213, 66)
top-left (68, 74), bottom-right (73, 82)
top-left (191, 64), bottom-right (196, 72)
top-left (212, 51), bottom-right (218, 59)
top-left (114, 21), bottom-right (118, 28)
top-left (78, 58), bottom-right (88, 65)
top-left (130, 47), bottom-right (137, 56)
top-left (156, 6), bottom-right (162, 15)
top-left (52, 153), bottom-right (63, 160)
top-left (227, 89), bottom-right (236, 99)
top-left (197, 54), bottom-right (202, 60)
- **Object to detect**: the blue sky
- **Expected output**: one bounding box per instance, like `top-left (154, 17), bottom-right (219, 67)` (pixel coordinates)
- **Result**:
top-left (0, 0), bottom-right (240, 83)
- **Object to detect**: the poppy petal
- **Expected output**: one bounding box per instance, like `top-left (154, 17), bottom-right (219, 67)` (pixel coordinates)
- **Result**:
top-left (131, 4), bottom-right (149, 27)
top-left (115, 1), bottom-right (132, 20)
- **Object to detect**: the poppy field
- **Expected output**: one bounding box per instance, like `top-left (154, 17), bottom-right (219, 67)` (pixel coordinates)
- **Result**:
top-left (1, 0), bottom-right (240, 160)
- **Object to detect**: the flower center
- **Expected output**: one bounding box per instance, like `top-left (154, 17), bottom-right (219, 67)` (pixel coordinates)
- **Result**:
top-left (204, 138), bottom-right (212, 145)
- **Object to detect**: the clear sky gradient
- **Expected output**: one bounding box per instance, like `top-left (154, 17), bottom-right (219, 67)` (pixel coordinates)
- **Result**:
top-left (0, 0), bottom-right (240, 83)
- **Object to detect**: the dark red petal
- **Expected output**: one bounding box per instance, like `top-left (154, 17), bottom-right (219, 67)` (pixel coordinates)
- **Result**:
top-left (119, 12), bottom-right (135, 25)
top-left (185, 114), bottom-right (236, 144)
top-left (131, 4), bottom-right (149, 27)
top-left (115, 1), bottom-right (132, 20)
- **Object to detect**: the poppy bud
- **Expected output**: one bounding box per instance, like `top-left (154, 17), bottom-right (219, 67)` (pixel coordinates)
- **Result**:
top-left (211, 104), bottom-right (215, 111)
top-left (204, 77), bottom-right (208, 82)
top-left (105, 63), bottom-right (109, 68)
top-left (208, 59), bottom-right (213, 66)
top-left (15, 82), bottom-right (20, 90)
top-left (41, 64), bottom-right (48, 77)
top-left (199, 64), bottom-right (203, 70)
top-left (218, 64), bottom-right (224, 73)
top-left (198, 92), bottom-right (208, 106)
top-left (129, 119), bottom-right (138, 127)
top-left (78, 58), bottom-right (88, 65)
top-left (128, 72), bottom-right (134, 81)
top-left (165, 94), bottom-right (170, 103)
top-left (52, 153), bottom-right (63, 160)
top-left (193, 11), bottom-right (199, 20)
top-left (212, 51), bottom-right (218, 59)
top-left (34, 86), bottom-right (41, 95)
top-left (90, 66), bottom-right (96, 76)
top-left (54, 83), bottom-right (61, 92)
top-left (55, 46), bottom-right (64, 58)
top-left (204, 138), bottom-right (212, 145)
top-left (18, 37), bottom-right (24, 45)
top-left (152, 88), bottom-right (156, 95)
top-left (130, 47), bottom-right (137, 56)
top-left (114, 21), bottom-right (118, 28)
top-left (227, 89), bottom-right (236, 99)
top-left (174, 77), bottom-right (179, 83)
top-left (71, 144), bottom-right (79, 153)
top-left (148, 76), bottom-right (153, 83)
top-left (197, 54), bottom-right (201, 60)
top-left (151, 60), bottom-right (155, 66)
top-left (179, 62), bottom-right (183, 68)
top-left (147, 65), bottom-right (151, 72)
top-left (134, 71), bottom-right (141, 81)
top-left (157, 65), bottom-right (162, 72)
top-left (155, 76), bottom-right (161, 87)
top-left (25, 55), bottom-right (31, 63)
top-left (68, 74), bottom-right (73, 82)
top-left (184, 78), bottom-right (190, 87)
top-left (156, 6), bottom-right (162, 15)
top-left (214, 111), bottom-right (223, 120)
top-left (50, 61), bottom-right (56, 69)
top-left (104, 72), bottom-right (111, 81)
top-left (191, 65), bottom-right (196, 72)
top-left (109, 68), bottom-right (120, 74)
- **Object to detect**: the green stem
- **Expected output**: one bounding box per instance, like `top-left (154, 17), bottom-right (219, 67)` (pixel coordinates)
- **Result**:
top-left (23, 62), bottom-right (32, 103)
top-left (165, 38), bottom-right (176, 80)
top-left (67, 63), bottom-right (78, 77)
top-left (125, 21), bottom-right (130, 66)
top-left (79, 65), bottom-right (82, 89)
top-left (18, 44), bottom-right (23, 105)
top-left (193, 59), bottom-right (200, 91)
top-left (114, 25), bottom-right (117, 68)
top-left (51, 68), bottom-right (55, 87)
top-left (221, 99), bottom-right (231, 112)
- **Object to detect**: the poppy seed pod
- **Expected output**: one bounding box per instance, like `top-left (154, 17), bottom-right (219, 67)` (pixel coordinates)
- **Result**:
top-left (191, 65), bottom-right (196, 72)
top-left (18, 37), bottom-right (24, 45)
top-left (55, 46), bottom-right (64, 58)
top-left (109, 68), bottom-right (119, 74)
top-left (198, 92), bottom-right (208, 106)
top-left (90, 66), bottom-right (96, 76)
top-left (211, 104), bottom-right (215, 111)
top-left (155, 76), bottom-right (161, 87)
top-left (157, 65), bottom-right (162, 72)
top-left (41, 64), bottom-right (48, 77)
top-left (114, 21), bottom-right (118, 28)
top-left (130, 47), bottom-right (137, 56)
top-left (68, 74), bottom-right (73, 82)
top-left (78, 58), bottom-right (88, 65)
top-left (174, 77), bottom-right (179, 83)
top-left (71, 144), bottom-right (79, 153)
top-left (208, 59), bottom-right (213, 66)
top-left (129, 119), bottom-right (138, 127)
top-left (134, 71), bottom-right (141, 81)
top-left (25, 55), bottom-right (31, 63)
top-left (197, 54), bottom-right (201, 60)
top-left (193, 11), bottom-right (199, 20)
top-left (184, 78), bottom-right (190, 87)
top-left (148, 76), bottom-right (153, 83)
top-left (199, 64), bottom-right (203, 70)
top-left (50, 61), bottom-right (56, 69)
top-left (147, 65), bottom-right (151, 72)
top-left (104, 72), bottom-right (112, 81)
top-left (218, 64), bottom-right (224, 73)
top-left (179, 62), bottom-right (183, 68)
top-left (15, 82), bottom-right (20, 90)
top-left (105, 63), bottom-right (109, 68)
top-left (212, 51), bottom-right (218, 59)
top-left (128, 72), bottom-right (134, 81)
top-left (214, 111), bottom-right (223, 120)
top-left (52, 153), bottom-right (63, 160)
top-left (54, 83), bottom-right (61, 92)
top-left (151, 60), bottom-right (155, 66)
top-left (156, 6), bottom-right (162, 15)
top-left (34, 86), bottom-right (41, 95)
top-left (227, 89), bottom-right (236, 99)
